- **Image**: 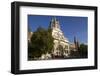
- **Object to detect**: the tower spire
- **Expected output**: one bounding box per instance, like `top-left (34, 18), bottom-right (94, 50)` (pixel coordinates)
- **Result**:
top-left (74, 36), bottom-right (76, 44)
top-left (50, 17), bottom-right (60, 29)
top-left (74, 36), bottom-right (80, 51)
top-left (54, 17), bottom-right (57, 22)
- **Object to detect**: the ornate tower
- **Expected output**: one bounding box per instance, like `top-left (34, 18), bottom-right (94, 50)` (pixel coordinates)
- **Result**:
top-left (50, 17), bottom-right (70, 57)
top-left (50, 17), bottom-right (60, 30)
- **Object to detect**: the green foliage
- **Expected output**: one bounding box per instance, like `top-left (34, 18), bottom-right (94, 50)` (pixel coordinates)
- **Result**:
top-left (28, 26), bottom-right (54, 59)
top-left (70, 43), bottom-right (88, 58)
top-left (79, 44), bottom-right (88, 58)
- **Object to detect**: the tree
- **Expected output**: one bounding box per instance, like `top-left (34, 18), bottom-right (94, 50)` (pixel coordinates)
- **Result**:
top-left (79, 44), bottom-right (88, 58)
top-left (28, 26), bottom-right (54, 59)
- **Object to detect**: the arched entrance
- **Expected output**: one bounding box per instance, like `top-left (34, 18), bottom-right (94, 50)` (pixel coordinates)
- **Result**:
top-left (56, 45), bottom-right (64, 57)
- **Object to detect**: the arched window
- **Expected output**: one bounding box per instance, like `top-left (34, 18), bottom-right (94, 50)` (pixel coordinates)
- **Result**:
top-left (65, 45), bottom-right (68, 50)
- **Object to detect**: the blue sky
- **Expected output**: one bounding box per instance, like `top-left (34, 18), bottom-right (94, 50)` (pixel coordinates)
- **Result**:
top-left (28, 15), bottom-right (88, 44)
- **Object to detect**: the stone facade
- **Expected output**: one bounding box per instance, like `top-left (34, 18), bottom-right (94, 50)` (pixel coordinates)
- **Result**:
top-left (50, 17), bottom-right (70, 57)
